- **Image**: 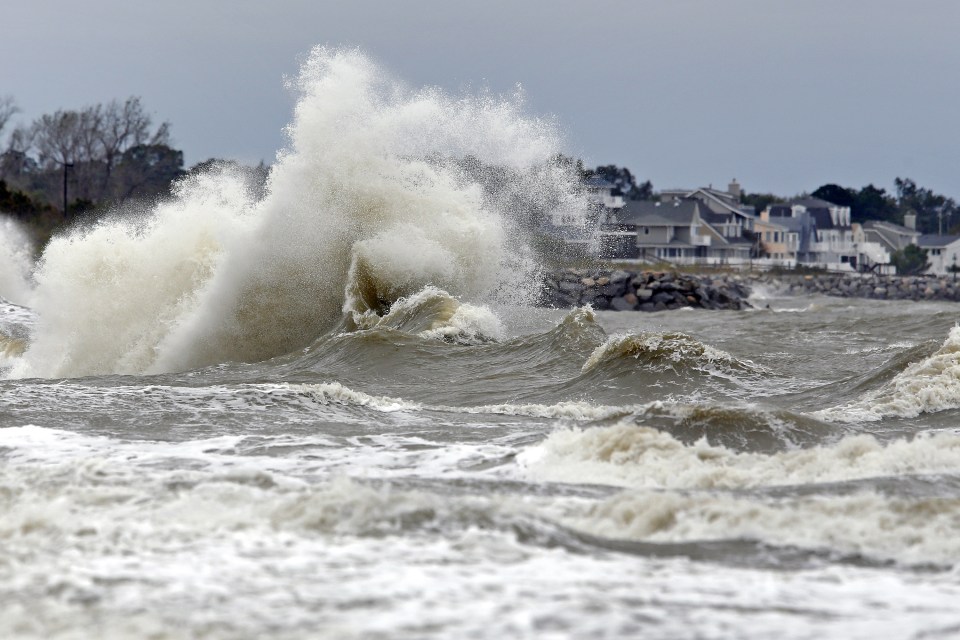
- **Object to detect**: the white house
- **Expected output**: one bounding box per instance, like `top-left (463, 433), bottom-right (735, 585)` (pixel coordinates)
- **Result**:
top-left (583, 176), bottom-right (624, 210)
top-left (917, 235), bottom-right (960, 275)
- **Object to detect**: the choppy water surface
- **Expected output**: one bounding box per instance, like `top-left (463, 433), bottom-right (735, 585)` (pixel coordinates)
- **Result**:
top-left (4, 295), bottom-right (960, 639)
top-left (3, 48), bottom-right (960, 639)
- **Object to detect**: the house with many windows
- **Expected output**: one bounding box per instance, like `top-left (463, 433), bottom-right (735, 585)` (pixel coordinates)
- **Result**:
top-left (599, 198), bottom-right (753, 264)
top-left (763, 198), bottom-right (859, 270)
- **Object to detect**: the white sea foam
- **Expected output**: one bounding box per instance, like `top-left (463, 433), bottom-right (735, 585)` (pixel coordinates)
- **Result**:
top-left (518, 422), bottom-right (960, 490)
top-left (0, 217), bottom-right (34, 306)
top-left (819, 324), bottom-right (960, 422)
top-left (562, 489), bottom-right (960, 567)
top-left (292, 382), bottom-right (422, 413)
top-left (11, 48), bottom-right (573, 379)
top-left (450, 400), bottom-right (638, 421)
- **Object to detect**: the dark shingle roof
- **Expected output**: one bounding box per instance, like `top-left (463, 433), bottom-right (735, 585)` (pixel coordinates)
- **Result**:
top-left (615, 199), bottom-right (700, 226)
top-left (918, 234), bottom-right (960, 248)
top-left (583, 176), bottom-right (616, 189)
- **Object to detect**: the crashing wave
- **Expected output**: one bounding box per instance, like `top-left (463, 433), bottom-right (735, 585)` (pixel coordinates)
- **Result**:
top-left (347, 286), bottom-right (505, 345)
top-left (9, 47), bottom-right (575, 379)
top-left (818, 324), bottom-right (960, 422)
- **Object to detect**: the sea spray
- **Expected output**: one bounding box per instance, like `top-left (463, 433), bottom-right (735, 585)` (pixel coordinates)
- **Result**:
top-left (0, 217), bottom-right (34, 306)
top-left (10, 47), bottom-right (578, 379)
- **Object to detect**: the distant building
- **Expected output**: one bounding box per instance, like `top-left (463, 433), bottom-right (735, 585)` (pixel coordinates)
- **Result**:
top-left (764, 197), bottom-right (859, 270)
top-left (860, 220), bottom-right (921, 254)
top-left (583, 176), bottom-right (625, 210)
top-left (599, 199), bottom-right (752, 265)
top-left (660, 179), bottom-right (756, 231)
top-left (917, 235), bottom-right (960, 275)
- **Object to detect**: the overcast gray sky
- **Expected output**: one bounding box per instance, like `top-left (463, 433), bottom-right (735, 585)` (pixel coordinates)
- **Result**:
top-left (4, 0), bottom-right (959, 198)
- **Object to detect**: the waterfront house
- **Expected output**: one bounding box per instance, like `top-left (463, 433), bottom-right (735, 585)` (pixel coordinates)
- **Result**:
top-left (600, 199), bottom-right (752, 264)
top-left (765, 197), bottom-right (857, 270)
top-left (860, 220), bottom-right (921, 254)
top-left (583, 176), bottom-right (625, 210)
top-left (917, 235), bottom-right (960, 275)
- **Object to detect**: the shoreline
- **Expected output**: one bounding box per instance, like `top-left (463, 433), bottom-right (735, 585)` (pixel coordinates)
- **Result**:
top-left (542, 268), bottom-right (960, 311)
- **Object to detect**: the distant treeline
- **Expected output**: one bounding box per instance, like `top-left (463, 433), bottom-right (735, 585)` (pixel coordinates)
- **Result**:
top-left (0, 95), bottom-right (266, 247)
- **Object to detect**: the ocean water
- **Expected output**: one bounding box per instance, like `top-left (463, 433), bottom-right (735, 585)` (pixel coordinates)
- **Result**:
top-left (3, 48), bottom-right (960, 639)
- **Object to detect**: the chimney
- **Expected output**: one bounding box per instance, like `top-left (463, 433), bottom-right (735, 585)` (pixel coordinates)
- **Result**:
top-left (728, 178), bottom-right (741, 201)
top-left (904, 212), bottom-right (917, 230)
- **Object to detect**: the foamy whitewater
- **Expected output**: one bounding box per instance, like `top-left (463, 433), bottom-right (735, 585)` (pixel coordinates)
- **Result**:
top-left (2, 48), bottom-right (960, 639)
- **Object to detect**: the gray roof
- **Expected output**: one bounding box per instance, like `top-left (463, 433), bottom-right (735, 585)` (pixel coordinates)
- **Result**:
top-left (583, 176), bottom-right (615, 189)
top-left (863, 220), bottom-right (919, 235)
top-left (770, 198), bottom-right (850, 228)
top-left (809, 208), bottom-right (849, 231)
top-left (918, 234), bottom-right (960, 248)
top-left (615, 199), bottom-right (701, 226)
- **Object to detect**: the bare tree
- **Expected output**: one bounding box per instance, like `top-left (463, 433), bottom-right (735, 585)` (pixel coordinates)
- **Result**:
top-left (32, 110), bottom-right (83, 168)
top-left (0, 96), bottom-right (18, 141)
top-left (98, 97), bottom-right (170, 193)
top-left (0, 125), bottom-right (37, 180)
top-left (9, 96), bottom-right (177, 210)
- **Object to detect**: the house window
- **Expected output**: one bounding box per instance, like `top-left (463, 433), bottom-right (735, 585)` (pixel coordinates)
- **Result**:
top-left (643, 227), bottom-right (650, 235)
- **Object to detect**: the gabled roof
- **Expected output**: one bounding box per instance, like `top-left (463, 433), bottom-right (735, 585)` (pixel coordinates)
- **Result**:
top-left (863, 220), bottom-right (920, 236)
top-left (615, 199), bottom-right (701, 226)
top-left (862, 220), bottom-right (920, 251)
top-left (918, 234), bottom-right (960, 249)
top-left (687, 187), bottom-right (754, 219)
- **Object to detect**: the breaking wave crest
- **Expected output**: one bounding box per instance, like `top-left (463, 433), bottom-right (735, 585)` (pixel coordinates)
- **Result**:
top-left (575, 332), bottom-right (770, 400)
top-left (8, 47), bottom-right (573, 379)
top-left (819, 324), bottom-right (960, 422)
top-left (349, 286), bottom-right (504, 344)
top-left (519, 422), bottom-right (960, 490)
top-left (581, 332), bottom-right (763, 376)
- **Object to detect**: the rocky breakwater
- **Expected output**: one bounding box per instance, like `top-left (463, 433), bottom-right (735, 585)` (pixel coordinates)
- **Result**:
top-left (754, 273), bottom-right (960, 302)
top-left (542, 269), bottom-right (752, 311)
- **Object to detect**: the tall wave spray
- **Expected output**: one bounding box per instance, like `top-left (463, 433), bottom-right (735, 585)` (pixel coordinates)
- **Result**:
top-left (10, 47), bottom-right (577, 379)
top-left (0, 218), bottom-right (34, 307)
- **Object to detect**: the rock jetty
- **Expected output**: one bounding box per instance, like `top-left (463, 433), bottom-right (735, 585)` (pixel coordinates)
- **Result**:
top-left (752, 273), bottom-right (960, 302)
top-left (541, 268), bottom-right (752, 311)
